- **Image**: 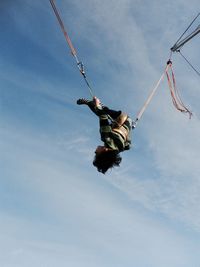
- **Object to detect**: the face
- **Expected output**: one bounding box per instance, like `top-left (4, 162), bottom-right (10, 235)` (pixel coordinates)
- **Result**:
top-left (95, 146), bottom-right (107, 155)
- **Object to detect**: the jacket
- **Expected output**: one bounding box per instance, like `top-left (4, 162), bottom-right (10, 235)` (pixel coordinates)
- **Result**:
top-left (99, 113), bottom-right (132, 152)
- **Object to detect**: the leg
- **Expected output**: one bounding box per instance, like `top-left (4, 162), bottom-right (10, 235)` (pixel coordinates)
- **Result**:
top-left (77, 98), bottom-right (121, 119)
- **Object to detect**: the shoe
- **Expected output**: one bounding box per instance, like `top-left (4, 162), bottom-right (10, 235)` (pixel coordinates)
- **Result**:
top-left (76, 98), bottom-right (90, 105)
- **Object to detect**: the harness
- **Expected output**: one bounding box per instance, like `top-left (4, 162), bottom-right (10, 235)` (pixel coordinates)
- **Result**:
top-left (112, 113), bottom-right (129, 141)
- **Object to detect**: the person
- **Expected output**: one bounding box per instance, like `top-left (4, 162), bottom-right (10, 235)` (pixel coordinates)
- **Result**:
top-left (77, 97), bottom-right (133, 174)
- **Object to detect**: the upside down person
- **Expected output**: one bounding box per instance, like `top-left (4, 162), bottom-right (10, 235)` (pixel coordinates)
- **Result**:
top-left (77, 96), bottom-right (133, 174)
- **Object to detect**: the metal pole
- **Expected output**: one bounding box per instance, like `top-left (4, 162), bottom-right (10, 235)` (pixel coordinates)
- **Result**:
top-left (171, 25), bottom-right (200, 52)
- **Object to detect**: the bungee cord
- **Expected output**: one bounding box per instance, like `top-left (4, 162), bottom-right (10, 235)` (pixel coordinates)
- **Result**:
top-left (49, 0), bottom-right (94, 98)
top-left (133, 64), bottom-right (170, 127)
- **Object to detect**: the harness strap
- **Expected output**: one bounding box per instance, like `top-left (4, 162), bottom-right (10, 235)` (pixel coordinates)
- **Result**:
top-left (112, 113), bottom-right (129, 140)
top-left (166, 61), bottom-right (192, 118)
top-left (112, 113), bottom-right (128, 128)
top-left (50, 0), bottom-right (76, 56)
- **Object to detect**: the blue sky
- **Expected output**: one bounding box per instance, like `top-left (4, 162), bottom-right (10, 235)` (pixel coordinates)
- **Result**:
top-left (1, 0), bottom-right (200, 266)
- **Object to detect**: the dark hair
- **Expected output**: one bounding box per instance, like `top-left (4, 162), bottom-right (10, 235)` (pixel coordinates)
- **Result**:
top-left (93, 150), bottom-right (122, 174)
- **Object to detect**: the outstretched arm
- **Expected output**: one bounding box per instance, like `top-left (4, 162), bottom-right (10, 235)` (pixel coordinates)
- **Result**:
top-left (77, 96), bottom-right (121, 118)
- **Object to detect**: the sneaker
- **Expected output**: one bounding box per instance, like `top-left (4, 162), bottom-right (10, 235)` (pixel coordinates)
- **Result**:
top-left (76, 98), bottom-right (90, 105)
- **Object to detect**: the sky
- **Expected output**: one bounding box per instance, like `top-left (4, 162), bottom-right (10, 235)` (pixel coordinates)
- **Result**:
top-left (0, 0), bottom-right (200, 266)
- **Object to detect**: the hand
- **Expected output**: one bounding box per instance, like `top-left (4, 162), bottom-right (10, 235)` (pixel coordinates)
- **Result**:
top-left (93, 96), bottom-right (101, 107)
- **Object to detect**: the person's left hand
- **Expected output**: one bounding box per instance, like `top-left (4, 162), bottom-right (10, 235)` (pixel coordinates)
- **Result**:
top-left (93, 96), bottom-right (101, 107)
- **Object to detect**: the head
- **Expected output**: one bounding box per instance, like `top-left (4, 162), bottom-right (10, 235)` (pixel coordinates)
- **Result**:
top-left (93, 146), bottom-right (122, 174)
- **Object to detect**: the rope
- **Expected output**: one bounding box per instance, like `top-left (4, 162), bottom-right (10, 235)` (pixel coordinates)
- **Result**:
top-left (133, 64), bottom-right (170, 127)
top-left (179, 51), bottom-right (200, 77)
top-left (49, 0), bottom-right (95, 98)
top-left (166, 61), bottom-right (192, 118)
